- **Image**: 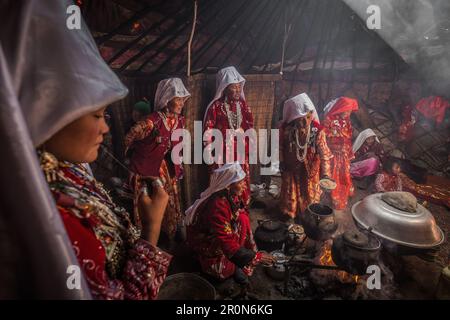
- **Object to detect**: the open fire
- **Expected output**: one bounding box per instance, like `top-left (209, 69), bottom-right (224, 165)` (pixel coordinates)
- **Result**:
top-left (316, 241), bottom-right (360, 284)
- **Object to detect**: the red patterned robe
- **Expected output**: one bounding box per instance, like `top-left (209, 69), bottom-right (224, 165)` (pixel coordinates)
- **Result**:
top-left (203, 97), bottom-right (254, 206)
top-left (323, 116), bottom-right (355, 210)
top-left (279, 121), bottom-right (333, 217)
top-left (43, 156), bottom-right (171, 300)
top-left (375, 171), bottom-right (402, 192)
top-left (400, 173), bottom-right (450, 208)
top-left (125, 111), bottom-right (184, 239)
top-left (398, 105), bottom-right (417, 142)
top-left (187, 191), bottom-right (261, 280)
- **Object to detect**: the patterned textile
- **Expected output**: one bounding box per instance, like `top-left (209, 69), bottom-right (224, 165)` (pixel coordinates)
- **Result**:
top-left (375, 171), bottom-right (402, 192)
top-left (279, 121), bottom-right (332, 217)
top-left (323, 116), bottom-right (354, 210)
top-left (187, 192), bottom-right (261, 280)
top-left (203, 97), bottom-right (254, 206)
top-left (41, 152), bottom-right (171, 299)
top-left (124, 111), bottom-right (183, 239)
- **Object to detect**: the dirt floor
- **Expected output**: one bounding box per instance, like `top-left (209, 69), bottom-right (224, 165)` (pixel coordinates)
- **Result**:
top-left (163, 176), bottom-right (450, 300)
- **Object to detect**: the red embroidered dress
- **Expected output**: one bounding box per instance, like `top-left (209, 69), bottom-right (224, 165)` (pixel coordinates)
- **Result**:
top-left (125, 111), bottom-right (184, 238)
top-left (375, 171), bottom-right (402, 192)
top-left (279, 121), bottom-right (333, 217)
top-left (187, 191), bottom-right (261, 280)
top-left (203, 97), bottom-right (254, 206)
top-left (41, 152), bottom-right (171, 299)
top-left (323, 97), bottom-right (358, 210)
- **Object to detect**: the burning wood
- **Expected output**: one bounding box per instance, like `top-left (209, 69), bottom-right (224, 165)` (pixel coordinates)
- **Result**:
top-left (315, 240), bottom-right (360, 284)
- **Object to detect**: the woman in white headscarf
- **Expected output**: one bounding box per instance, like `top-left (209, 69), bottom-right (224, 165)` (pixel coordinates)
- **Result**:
top-left (203, 66), bottom-right (254, 207)
top-left (5, 0), bottom-right (171, 299)
top-left (185, 163), bottom-right (274, 282)
top-left (350, 128), bottom-right (386, 178)
top-left (124, 78), bottom-right (190, 240)
top-left (279, 93), bottom-right (333, 220)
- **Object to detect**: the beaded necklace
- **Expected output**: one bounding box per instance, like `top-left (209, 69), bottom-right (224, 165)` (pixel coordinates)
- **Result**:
top-left (39, 151), bottom-right (140, 277)
top-left (222, 97), bottom-right (242, 130)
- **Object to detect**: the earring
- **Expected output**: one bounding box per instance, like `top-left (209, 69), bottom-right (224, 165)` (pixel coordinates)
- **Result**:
top-left (39, 150), bottom-right (59, 183)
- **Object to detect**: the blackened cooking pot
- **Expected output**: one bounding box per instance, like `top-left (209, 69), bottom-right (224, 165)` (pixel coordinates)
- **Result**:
top-left (331, 230), bottom-right (381, 275)
top-left (254, 220), bottom-right (288, 252)
top-left (300, 204), bottom-right (338, 241)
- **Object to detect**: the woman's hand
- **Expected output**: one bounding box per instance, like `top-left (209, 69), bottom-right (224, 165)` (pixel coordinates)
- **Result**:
top-left (138, 177), bottom-right (169, 246)
top-left (259, 252), bottom-right (276, 266)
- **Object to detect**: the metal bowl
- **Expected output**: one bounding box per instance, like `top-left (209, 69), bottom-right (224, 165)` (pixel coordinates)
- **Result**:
top-left (352, 193), bottom-right (444, 249)
top-left (157, 273), bottom-right (216, 300)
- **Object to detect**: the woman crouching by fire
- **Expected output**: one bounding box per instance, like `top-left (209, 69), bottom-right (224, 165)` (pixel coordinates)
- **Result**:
top-left (185, 163), bottom-right (275, 285)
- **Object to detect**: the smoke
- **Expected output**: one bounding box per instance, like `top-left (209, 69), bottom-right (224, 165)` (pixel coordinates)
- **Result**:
top-left (343, 0), bottom-right (450, 98)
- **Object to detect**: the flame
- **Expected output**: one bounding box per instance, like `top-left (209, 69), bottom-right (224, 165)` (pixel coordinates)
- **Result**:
top-left (318, 243), bottom-right (359, 284)
top-left (132, 22), bottom-right (141, 32)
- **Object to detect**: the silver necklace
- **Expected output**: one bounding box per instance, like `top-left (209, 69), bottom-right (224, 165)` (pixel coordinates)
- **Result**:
top-left (223, 98), bottom-right (242, 130)
top-left (290, 126), bottom-right (311, 162)
top-left (159, 111), bottom-right (178, 132)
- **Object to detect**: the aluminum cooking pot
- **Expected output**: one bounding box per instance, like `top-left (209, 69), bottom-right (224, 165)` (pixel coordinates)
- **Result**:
top-left (352, 193), bottom-right (444, 249)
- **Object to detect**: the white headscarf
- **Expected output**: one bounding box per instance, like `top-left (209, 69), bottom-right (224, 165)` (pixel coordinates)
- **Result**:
top-left (203, 66), bottom-right (246, 122)
top-left (282, 93), bottom-right (320, 124)
top-left (352, 128), bottom-right (380, 153)
top-left (184, 162), bottom-right (246, 226)
top-left (154, 77), bottom-right (191, 111)
top-left (2, 1), bottom-right (128, 147)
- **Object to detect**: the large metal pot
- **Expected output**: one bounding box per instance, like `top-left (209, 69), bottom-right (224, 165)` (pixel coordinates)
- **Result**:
top-left (300, 204), bottom-right (338, 241)
top-left (157, 273), bottom-right (216, 300)
top-left (254, 220), bottom-right (288, 252)
top-left (352, 193), bottom-right (445, 252)
top-left (331, 230), bottom-right (381, 275)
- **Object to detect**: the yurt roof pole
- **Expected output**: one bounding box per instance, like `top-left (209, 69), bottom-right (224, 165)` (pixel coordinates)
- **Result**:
top-left (241, 2), bottom-right (285, 72)
top-left (173, 0), bottom-right (226, 74)
top-left (150, 0), bottom-right (216, 74)
top-left (107, 5), bottom-right (186, 66)
top-left (288, 0), bottom-right (321, 97)
top-left (118, 7), bottom-right (195, 72)
top-left (96, 1), bottom-right (165, 46)
top-left (214, 0), bottom-right (270, 69)
top-left (187, 0), bottom-right (198, 77)
top-left (280, 1), bottom-right (298, 75)
top-left (188, 1), bottom-right (249, 73)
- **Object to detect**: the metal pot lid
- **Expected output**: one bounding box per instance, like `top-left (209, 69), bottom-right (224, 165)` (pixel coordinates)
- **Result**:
top-left (342, 230), bottom-right (381, 250)
top-left (352, 193), bottom-right (445, 249)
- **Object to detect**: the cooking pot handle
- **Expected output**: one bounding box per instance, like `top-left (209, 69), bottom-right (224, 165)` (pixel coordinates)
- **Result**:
top-left (257, 219), bottom-right (271, 226)
top-left (315, 215), bottom-right (335, 223)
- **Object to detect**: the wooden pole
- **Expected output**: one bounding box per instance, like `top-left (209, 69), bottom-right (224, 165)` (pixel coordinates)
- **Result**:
top-left (187, 0), bottom-right (198, 77)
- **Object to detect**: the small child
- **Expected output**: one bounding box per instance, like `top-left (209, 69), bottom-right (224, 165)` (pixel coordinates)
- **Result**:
top-left (375, 158), bottom-right (402, 192)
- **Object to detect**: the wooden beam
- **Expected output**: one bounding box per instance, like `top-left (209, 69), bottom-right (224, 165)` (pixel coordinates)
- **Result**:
top-left (210, 0), bottom-right (270, 70)
top-left (96, 1), bottom-right (166, 46)
top-left (241, 0), bottom-right (295, 73)
top-left (187, 0), bottom-right (199, 77)
top-left (187, 0), bottom-right (249, 72)
top-left (117, 5), bottom-right (196, 71)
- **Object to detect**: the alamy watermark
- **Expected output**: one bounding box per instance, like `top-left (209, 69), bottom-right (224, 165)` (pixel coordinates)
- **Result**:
top-left (170, 121), bottom-right (279, 175)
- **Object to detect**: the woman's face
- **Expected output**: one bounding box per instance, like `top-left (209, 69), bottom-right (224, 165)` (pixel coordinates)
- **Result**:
top-left (43, 107), bottom-right (109, 163)
top-left (167, 97), bottom-right (185, 115)
top-left (391, 163), bottom-right (401, 175)
top-left (366, 136), bottom-right (376, 146)
top-left (295, 112), bottom-right (312, 127)
top-left (225, 83), bottom-right (242, 101)
top-left (229, 179), bottom-right (246, 197)
top-left (339, 111), bottom-right (352, 119)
